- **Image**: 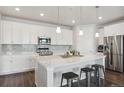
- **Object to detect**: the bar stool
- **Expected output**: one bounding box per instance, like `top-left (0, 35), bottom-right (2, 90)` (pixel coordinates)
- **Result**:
top-left (60, 72), bottom-right (80, 87)
top-left (80, 67), bottom-right (94, 87)
top-left (91, 64), bottom-right (105, 86)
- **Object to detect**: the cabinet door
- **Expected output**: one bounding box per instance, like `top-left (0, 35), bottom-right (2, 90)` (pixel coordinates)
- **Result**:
top-left (10, 55), bottom-right (35, 73)
top-left (46, 27), bottom-right (57, 45)
top-left (38, 26), bottom-right (47, 37)
top-left (62, 29), bottom-right (72, 45)
top-left (0, 56), bottom-right (12, 75)
top-left (51, 31), bottom-right (57, 45)
top-left (21, 24), bottom-right (30, 44)
top-left (56, 32), bottom-right (63, 45)
top-left (11, 22), bottom-right (22, 44)
top-left (29, 25), bottom-right (39, 44)
top-left (1, 21), bottom-right (12, 44)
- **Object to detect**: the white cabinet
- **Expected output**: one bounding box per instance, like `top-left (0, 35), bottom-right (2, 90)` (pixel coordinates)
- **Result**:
top-left (0, 56), bottom-right (12, 75)
top-left (1, 21), bottom-right (12, 44)
top-left (21, 23), bottom-right (30, 44)
top-left (0, 20), bottom-right (73, 45)
top-left (51, 29), bottom-right (57, 45)
top-left (51, 28), bottom-right (72, 45)
top-left (29, 25), bottom-right (39, 44)
top-left (11, 22), bottom-right (23, 44)
top-left (38, 26), bottom-right (48, 37)
top-left (62, 29), bottom-right (72, 45)
top-left (0, 55), bottom-right (35, 75)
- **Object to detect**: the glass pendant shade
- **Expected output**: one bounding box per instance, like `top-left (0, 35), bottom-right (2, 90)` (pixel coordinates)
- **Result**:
top-left (56, 26), bottom-right (61, 33)
top-left (79, 30), bottom-right (84, 36)
top-left (95, 32), bottom-right (99, 37)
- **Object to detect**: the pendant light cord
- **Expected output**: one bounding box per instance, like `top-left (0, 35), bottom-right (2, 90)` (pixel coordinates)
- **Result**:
top-left (57, 6), bottom-right (60, 26)
top-left (79, 6), bottom-right (81, 26)
top-left (95, 6), bottom-right (99, 24)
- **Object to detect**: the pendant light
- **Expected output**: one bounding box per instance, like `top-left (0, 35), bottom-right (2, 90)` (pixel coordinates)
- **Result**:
top-left (95, 6), bottom-right (100, 37)
top-left (56, 6), bottom-right (61, 34)
top-left (79, 6), bottom-right (84, 36)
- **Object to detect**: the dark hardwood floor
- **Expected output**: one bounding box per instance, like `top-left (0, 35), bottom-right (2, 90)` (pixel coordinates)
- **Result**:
top-left (0, 71), bottom-right (35, 87)
top-left (105, 70), bottom-right (124, 86)
top-left (0, 70), bottom-right (124, 87)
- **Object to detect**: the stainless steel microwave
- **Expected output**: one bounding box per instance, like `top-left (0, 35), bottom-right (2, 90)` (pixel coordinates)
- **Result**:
top-left (38, 37), bottom-right (51, 45)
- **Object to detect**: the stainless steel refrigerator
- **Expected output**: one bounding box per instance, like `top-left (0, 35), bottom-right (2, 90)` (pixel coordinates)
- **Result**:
top-left (104, 35), bottom-right (124, 72)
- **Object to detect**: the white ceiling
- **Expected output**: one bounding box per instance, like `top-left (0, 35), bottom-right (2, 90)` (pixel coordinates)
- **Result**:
top-left (0, 6), bottom-right (124, 26)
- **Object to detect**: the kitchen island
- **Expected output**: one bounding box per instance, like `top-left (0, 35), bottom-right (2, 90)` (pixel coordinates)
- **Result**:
top-left (34, 54), bottom-right (106, 87)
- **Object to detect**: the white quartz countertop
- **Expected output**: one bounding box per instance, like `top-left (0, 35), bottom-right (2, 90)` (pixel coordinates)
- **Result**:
top-left (34, 53), bottom-right (105, 69)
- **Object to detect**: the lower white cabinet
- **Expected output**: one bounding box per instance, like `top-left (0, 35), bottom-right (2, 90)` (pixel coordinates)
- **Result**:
top-left (0, 55), bottom-right (36, 75)
top-left (0, 56), bottom-right (12, 75)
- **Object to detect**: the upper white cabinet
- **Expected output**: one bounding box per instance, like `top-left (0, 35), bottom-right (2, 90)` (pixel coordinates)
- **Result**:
top-left (104, 22), bottom-right (124, 36)
top-left (60, 29), bottom-right (72, 45)
top-left (29, 24), bottom-right (39, 44)
top-left (11, 22), bottom-right (23, 44)
top-left (21, 23), bottom-right (30, 44)
top-left (0, 20), bottom-right (73, 45)
top-left (1, 21), bottom-right (12, 44)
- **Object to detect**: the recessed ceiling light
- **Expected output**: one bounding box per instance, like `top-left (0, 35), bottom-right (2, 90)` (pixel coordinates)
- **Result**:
top-left (15, 8), bottom-right (20, 11)
top-left (72, 20), bottom-right (75, 23)
top-left (40, 13), bottom-right (44, 17)
top-left (98, 16), bottom-right (102, 20)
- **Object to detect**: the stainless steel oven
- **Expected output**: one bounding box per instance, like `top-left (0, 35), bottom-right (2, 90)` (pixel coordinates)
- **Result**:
top-left (38, 37), bottom-right (51, 45)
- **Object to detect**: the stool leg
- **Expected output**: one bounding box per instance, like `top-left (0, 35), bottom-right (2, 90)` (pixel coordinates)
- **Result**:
top-left (77, 77), bottom-right (80, 87)
top-left (60, 75), bottom-right (63, 87)
top-left (98, 68), bottom-right (101, 87)
top-left (85, 72), bottom-right (88, 87)
top-left (96, 68), bottom-right (99, 86)
top-left (80, 71), bottom-right (82, 80)
top-left (68, 79), bottom-right (72, 87)
top-left (86, 72), bottom-right (91, 87)
top-left (102, 67), bottom-right (105, 86)
top-left (87, 72), bottom-right (91, 87)
top-left (94, 69), bottom-right (98, 86)
top-left (102, 67), bottom-right (105, 78)
top-left (71, 80), bottom-right (73, 87)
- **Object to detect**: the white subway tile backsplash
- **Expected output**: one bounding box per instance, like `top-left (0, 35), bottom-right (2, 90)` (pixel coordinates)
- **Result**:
top-left (1, 44), bottom-right (72, 55)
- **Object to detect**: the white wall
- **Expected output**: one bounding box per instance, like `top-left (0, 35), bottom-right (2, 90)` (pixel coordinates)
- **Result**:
top-left (72, 24), bottom-right (97, 54)
top-left (104, 22), bottom-right (124, 37)
top-left (98, 28), bottom-right (104, 45)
